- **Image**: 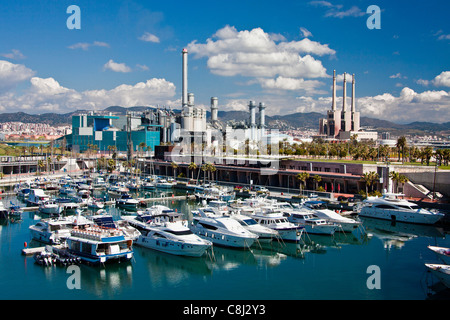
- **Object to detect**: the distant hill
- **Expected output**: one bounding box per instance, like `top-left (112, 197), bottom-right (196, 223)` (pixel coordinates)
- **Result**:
top-left (0, 107), bottom-right (448, 137)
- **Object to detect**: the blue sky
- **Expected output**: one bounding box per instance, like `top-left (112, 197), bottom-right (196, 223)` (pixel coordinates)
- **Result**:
top-left (0, 0), bottom-right (449, 123)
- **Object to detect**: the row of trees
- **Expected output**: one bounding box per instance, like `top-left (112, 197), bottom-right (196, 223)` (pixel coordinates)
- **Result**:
top-left (295, 170), bottom-right (409, 196)
top-left (279, 136), bottom-right (449, 166)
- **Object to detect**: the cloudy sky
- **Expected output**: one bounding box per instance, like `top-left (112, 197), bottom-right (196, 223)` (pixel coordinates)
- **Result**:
top-left (0, 0), bottom-right (449, 123)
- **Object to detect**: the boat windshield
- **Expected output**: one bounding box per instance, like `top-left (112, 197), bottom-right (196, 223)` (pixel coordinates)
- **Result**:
top-left (242, 218), bottom-right (258, 226)
top-left (166, 229), bottom-right (193, 236)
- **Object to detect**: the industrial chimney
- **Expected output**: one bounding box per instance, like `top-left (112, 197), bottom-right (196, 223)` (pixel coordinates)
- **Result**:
top-left (182, 48), bottom-right (188, 107)
top-left (332, 70), bottom-right (336, 111)
top-left (351, 74), bottom-right (355, 113)
top-left (258, 102), bottom-right (266, 128)
top-left (342, 72), bottom-right (347, 112)
top-left (211, 97), bottom-right (218, 123)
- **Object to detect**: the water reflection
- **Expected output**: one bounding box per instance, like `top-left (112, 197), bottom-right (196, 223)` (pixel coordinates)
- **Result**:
top-left (360, 216), bottom-right (445, 250)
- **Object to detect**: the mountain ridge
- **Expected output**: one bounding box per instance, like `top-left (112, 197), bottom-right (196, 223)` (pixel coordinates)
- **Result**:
top-left (0, 107), bottom-right (448, 137)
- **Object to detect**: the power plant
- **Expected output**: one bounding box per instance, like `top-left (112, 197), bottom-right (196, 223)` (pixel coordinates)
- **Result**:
top-left (319, 70), bottom-right (375, 141)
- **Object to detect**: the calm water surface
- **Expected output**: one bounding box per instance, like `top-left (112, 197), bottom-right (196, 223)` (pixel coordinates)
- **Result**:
top-left (1, 190), bottom-right (449, 300)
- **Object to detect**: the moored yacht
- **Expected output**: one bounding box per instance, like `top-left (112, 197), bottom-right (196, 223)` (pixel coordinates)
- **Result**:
top-left (250, 209), bottom-right (304, 242)
top-left (299, 200), bottom-right (362, 232)
top-left (38, 199), bottom-right (62, 216)
top-left (357, 194), bottom-right (444, 225)
top-left (115, 193), bottom-right (139, 211)
top-left (229, 213), bottom-right (279, 242)
top-left (283, 209), bottom-right (338, 235)
top-left (123, 207), bottom-right (212, 257)
top-left (29, 212), bottom-right (93, 244)
top-left (65, 226), bottom-right (134, 265)
top-left (190, 207), bottom-right (258, 249)
top-left (27, 189), bottom-right (51, 207)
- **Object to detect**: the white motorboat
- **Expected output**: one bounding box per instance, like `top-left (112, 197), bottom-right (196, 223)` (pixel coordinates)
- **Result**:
top-left (356, 194), bottom-right (444, 225)
top-left (190, 207), bottom-right (259, 249)
top-left (92, 176), bottom-right (107, 189)
top-left (29, 212), bottom-right (93, 244)
top-left (108, 183), bottom-right (129, 195)
top-left (87, 197), bottom-right (105, 210)
top-left (195, 184), bottom-right (234, 202)
top-left (425, 264), bottom-right (450, 288)
top-left (230, 213), bottom-right (279, 242)
top-left (123, 207), bottom-right (212, 257)
top-left (27, 189), bottom-right (51, 207)
top-left (115, 193), bottom-right (139, 211)
top-left (38, 199), bottom-right (62, 216)
top-left (250, 209), bottom-right (304, 242)
top-left (283, 209), bottom-right (338, 235)
top-left (156, 179), bottom-right (173, 189)
top-left (428, 246), bottom-right (450, 265)
top-left (299, 200), bottom-right (362, 232)
top-left (65, 226), bottom-right (133, 265)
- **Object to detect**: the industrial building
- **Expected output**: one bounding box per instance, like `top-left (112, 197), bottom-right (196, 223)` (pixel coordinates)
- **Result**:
top-left (68, 112), bottom-right (161, 154)
top-left (319, 71), bottom-right (377, 141)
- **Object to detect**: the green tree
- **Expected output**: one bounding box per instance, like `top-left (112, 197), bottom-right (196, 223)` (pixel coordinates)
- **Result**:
top-left (296, 171), bottom-right (310, 195)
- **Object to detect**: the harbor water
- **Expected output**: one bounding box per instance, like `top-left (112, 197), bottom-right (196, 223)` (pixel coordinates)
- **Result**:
top-left (1, 189), bottom-right (449, 300)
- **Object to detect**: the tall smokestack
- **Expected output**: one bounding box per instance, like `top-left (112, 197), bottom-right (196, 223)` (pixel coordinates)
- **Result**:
top-left (342, 72), bottom-right (347, 112)
top-left (249, 100), bottom-right (256, 127)
top-left (211, 97), bottom-right (218, 122)
top-left (182, 48), bottom-right (188, 107)
top-left (259, 102), bottom-right (266, 128)
top-left (351, 74), bottom-right (355, 113)
top-left (332, 70), bottom-right (336, 111)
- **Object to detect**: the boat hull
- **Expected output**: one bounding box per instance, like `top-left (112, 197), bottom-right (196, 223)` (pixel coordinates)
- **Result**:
top-left (359, 208), bottom-right (443, 225)
top-left (428, 246), bottom-right (450, 265)
top-left (425, 264), bottom-right (450, 288)
top-left (136, 236), bottom-right (210, 257)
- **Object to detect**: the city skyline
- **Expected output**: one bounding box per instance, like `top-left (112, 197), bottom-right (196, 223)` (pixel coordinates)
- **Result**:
top-left (0, 0), bottom-right (449, 124)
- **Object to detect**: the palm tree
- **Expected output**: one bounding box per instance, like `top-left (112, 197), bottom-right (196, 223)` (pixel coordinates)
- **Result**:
top-left (38, 160), bottom-right (45, 175)
top-left (171, 162), bottom-right (178, 178)
top-left (396, 136), bottom-right (407, 163)
top-left (208, 163), bottom-right (216, 181)
top-left (389, 171), bottom-right (400, 193)
top-left (361, 171), bottom-right (379, 195)
top-left (138, 142), bottom-right (147, 158)
top-left (313, 175), bottom-right (322, 190)
top-left (296, 172), bottom-right (310, 195)
top-left (188, 162), bottom-right (197, 179)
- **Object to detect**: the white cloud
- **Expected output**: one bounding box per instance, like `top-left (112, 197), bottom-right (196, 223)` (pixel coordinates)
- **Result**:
top-left (258, 76), bottom-right (325, 93)
top-left (389, 73), bottom-right (402, 79)
top-left (0, 60), bottom-right (35, 92)
top-left (415, 79), bottom-right (429, 86)
top-left (300, 27), bottom-right (313, 38)
top-left (103, 59), bottom-right (132, 73)
top-left (68, 41), bottom-right (110, 50)
top-left (139, 32), bottom-right (160, 43)
top-left (432, 71), bottom-right (450, 87)
top-left (309, 1), bottom-right (365, 18)
top-left (0, 61), bottom-right (177, 113)
top-left (187, 25), bottom-right (334, 95)
top-left (1, 49), bottom-right (26, 60)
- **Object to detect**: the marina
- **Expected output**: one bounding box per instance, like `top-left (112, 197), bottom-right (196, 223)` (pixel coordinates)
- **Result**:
top-left (0, 174), bottom-right (449, 300)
